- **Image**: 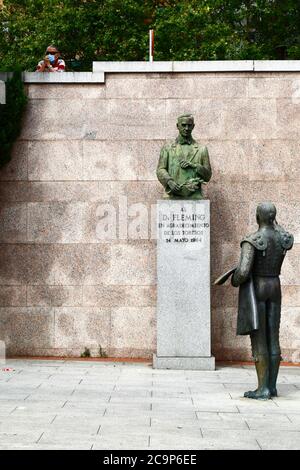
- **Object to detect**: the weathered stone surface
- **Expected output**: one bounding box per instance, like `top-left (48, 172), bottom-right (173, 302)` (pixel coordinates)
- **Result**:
top-left (54, 307), bottom-right (110, 350)
top-left (28, 141), bottom-right (83, 181)
top-left (105, 76), bottom-right (247, 100)
top-left (1, 72), bottom-right (299, 360)
top-left (110, 307), bottom-right (156, 352)
top-left (0, 307), bottom-right (55, 355)
top-left (27, 202), bottom-right (85, 243)
top-left (82, 140), bottom-right (163, 181)
top-left (27, 285), bottom-right (82, 307)
top-left (155, 200), bottom-right (214, 369)
top-left (0, 203), bottom-right (27, 242)
top-left (82, 285), bottom-right (156, 307)
top-left (248, 140), bottom-right (300, 182)
top-left (107, 243), bottom-right (156, 286)
top-left (53, 244), bottom-right (110, 285)
top-left (0, 142), bottom-right (28, 181)
top-left (26, 84), bottom-right (106, 100)
top-left (0, 244), bottom-right (56, 285)
top-left (0, 286), bottom-right (27, 307)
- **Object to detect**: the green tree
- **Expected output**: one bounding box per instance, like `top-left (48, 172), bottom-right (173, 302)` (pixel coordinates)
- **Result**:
top-left (0, 0), bottom-right (299, 71)
top-left (0, 71), bottom-right (27, 167)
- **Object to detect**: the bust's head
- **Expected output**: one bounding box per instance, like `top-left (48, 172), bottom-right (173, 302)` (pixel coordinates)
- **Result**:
top-left (177, 114), bottom-right (195, 140)
top-left (256, 202), bottom-right (277, 226)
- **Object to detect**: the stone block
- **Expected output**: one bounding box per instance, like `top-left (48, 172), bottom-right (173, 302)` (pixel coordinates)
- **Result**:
top-left (82, 140), bottom-right (163, 182)
top-left (0, 142), bottom-right (28, 181)
top-left (0, 203), bottom-right (27, 242)
top-left (248, 77), bottom-right (296, 98)
top-left (28, 141), bottom-right (83, 181)
top-left (165, 99), bottom-right (226, 140)
top-left (207, 140), bottom-right (249, 182)
top-left (282, 286), bottom-right (300, 307)
top-left (276, 99), bottom-right (300, 139)
top-left (0, 80), bottom-right (5, 104)
top-left (248, 140), bottom-right (300, 182)
top-left (83, 141), bottom-right (138, 180)
top-left (27, 285), bottom-right (82, 307)
top-left (110, 306), bottom-right (156, 351)
top-left (25, 182), bottom-right (100, 202)
top-left (254, 60), bottom-right (300, 72)
top-left (172, 60), bottom-right (254, 72)
top-left (248, 181), bottom-right (300, 204)
top-left (155, 200), bottom-right (214, 369)
top-left (26, 84), bottom-right (106, 100)
top-left (0, 307), bottom-right (55, 355)
top-left (54, 307), bottom-right (111, 350)
top-left (224, 99), bottom-right (277, 140)
top-left (105, 76), bottom-right (247, 100)
top-left (106, 242), bottom-right (156, 285)
top-left (0, 244), bottom-right (55, 286)
top-left (93, 61), bottom-right (173, 73)
top-left (23, 71), bottom-right (105, 83)
top-left (21, 100), bottom-right (87, 140)
top-left (277, 243), bottom-right (300, 286)
top-left (0, 286), bottom-right (27, 307)
top-left (82, 285), bottom-right (156, 307)
top-left (27, 202), bottom-right (85, 243)
top-left (54, 244), bottom-right (110, 286)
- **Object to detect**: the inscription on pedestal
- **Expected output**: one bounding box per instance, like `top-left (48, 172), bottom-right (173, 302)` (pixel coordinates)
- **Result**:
top-left (154, 199), bottom-right (215, 370)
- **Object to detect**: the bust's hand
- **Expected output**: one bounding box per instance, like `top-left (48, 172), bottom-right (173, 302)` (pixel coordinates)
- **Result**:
top-left (168, 179), bottom-right (181, 193)
top-left (180, 160), bottom-right (195, 169)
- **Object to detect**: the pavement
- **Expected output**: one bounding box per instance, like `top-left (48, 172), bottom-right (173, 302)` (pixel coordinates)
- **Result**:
top-left (0, 359), bottom-right (300, 450)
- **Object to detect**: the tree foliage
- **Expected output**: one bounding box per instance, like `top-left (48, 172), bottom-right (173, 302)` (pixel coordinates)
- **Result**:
top-left (0, 71), bottom-right (27, 167)
top-left (0, 0), bottom-right (299, 71)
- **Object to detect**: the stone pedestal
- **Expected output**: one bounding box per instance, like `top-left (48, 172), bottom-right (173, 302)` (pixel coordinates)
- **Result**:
top-left (153, 199), bottom-right (215, 370)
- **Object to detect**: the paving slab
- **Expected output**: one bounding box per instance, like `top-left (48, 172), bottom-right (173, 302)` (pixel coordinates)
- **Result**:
top-left (0, 360), bottom-right (299, 449)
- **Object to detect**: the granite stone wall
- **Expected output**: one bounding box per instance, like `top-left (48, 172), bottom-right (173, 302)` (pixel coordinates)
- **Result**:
top-left (0, 71), bottom-right (299, 361)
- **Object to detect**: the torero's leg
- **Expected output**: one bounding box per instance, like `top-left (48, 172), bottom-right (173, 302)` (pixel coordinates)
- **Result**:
top-left (268, 298), bottom-right (281, 397)
top-left (245, 301), bottom-right (271, 400)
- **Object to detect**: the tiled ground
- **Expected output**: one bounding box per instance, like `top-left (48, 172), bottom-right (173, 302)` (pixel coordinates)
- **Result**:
top-left (0, 360), bottom-right (300, 450)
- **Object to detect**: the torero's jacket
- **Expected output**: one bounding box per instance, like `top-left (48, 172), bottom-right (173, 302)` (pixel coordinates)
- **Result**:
top-left (215, 224), bottom-right (294, 335)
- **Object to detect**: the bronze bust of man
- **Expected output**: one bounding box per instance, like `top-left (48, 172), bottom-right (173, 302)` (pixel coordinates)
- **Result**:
top-left (216, 202), bottom-right (294, 399)
top-left (156, 114), bottom-right (212, 199)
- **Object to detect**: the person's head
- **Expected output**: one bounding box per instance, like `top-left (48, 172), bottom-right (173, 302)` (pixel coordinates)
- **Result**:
top-left (45, 45), bottom-right (60, 64)
top-left (177, 114), bottom-right (195, 139)
top-left (256, 202), bottom-right (277, 227)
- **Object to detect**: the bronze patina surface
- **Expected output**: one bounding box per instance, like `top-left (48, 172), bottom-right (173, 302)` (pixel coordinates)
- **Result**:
top-left (215, 202), bottom-right (294, 400)
top-left (156, 114), bottom-right (212, 199)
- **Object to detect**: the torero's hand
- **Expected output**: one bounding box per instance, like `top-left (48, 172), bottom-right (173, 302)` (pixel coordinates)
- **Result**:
top-left (167, 179), bottom-right (181, 193)
top-left (180, 160), bottom-right (195, 169)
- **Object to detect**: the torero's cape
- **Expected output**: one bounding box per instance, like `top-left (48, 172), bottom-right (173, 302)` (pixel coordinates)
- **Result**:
top-left (214, 269), bottom-right (259, 336)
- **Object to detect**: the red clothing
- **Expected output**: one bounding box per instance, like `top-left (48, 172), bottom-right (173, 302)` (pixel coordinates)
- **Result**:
top-left (37, 58), bottom-right (65, 72)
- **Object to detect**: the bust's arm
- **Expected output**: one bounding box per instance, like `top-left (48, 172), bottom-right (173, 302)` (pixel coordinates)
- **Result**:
top-left (231, 242), bottom-right (255, 287)
top-left (156, 146), bottom-right (173, 188)
top-left (195, 146), bottom-right (212, 182)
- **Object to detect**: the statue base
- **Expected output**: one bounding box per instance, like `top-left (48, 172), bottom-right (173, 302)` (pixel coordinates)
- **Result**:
top-left (154, 199), bottom-right (215, 371)
top-left (153, 354), bottom-right (215, 371)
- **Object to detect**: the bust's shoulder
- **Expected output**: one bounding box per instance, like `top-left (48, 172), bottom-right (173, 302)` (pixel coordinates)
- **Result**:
top-left (193, 142), bottom-right (208, 153)
top-left (161, 140), bottom-right (177, 151)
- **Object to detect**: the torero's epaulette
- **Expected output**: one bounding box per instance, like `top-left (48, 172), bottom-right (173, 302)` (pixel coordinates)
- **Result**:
top-left (275, 225), bottom-right (294, 251)
top-left (241, 227), bottom-right (294, 253)
top-left (241, 231), bottom-right (267, 251)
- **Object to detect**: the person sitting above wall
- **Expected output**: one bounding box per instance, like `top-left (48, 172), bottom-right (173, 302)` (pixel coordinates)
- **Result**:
top-left (36, 45), bottom-right (65, 72)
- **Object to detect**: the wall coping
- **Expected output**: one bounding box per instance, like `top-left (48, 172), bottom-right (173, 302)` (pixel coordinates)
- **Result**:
top-left (93, 60), bottom-right (300, 73)
top-left (1, 61), bottom-right (300, 87)
top-left (0, 80), bottom-right (5, 104)
top-left (23, 71), bottom-right (105, 83)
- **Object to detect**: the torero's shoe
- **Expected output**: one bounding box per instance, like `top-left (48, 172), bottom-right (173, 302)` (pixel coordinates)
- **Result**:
top-left (244, 387), bottom-right (271, 400)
